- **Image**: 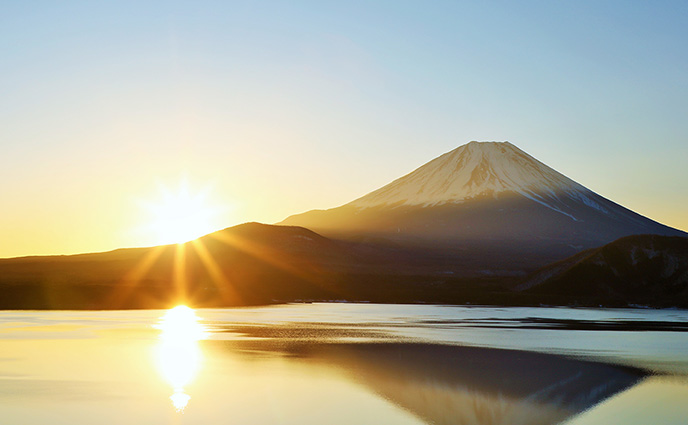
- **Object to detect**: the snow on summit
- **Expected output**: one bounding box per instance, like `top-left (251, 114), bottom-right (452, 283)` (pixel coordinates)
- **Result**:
top-left (349, 141), bottom-right (605, 215)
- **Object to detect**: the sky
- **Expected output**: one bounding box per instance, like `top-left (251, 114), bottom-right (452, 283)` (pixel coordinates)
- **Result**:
top-left (1, 1), bottom-right (687, 258)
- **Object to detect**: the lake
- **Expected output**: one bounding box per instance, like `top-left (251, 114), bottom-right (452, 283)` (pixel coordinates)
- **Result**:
top-left (1, 303), bottom-right (687, 424)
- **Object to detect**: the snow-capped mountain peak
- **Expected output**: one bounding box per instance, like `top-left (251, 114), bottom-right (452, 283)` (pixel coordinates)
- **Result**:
top-left (281, 140), bottom-right (685, 254)
top-left (348, 141), bottom-right (597, 213)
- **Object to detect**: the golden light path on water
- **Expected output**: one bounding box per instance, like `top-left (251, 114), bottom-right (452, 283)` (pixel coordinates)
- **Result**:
top-left (154, 305), bottom-right (208, 412)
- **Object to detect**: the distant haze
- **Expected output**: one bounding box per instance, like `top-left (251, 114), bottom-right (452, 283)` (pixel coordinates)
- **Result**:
top-left (1, 1), bottom-right (687, 257)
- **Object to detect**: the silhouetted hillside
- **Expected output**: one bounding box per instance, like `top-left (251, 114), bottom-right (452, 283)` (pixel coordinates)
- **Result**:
top-left (0, 223), bottom-right (513, 309)
top-left (519, 235), bottom-right (688, 307)
top-left (0, 223), bottom-right (367, 309)
top-left (2, 225), bottom-right (686, 309)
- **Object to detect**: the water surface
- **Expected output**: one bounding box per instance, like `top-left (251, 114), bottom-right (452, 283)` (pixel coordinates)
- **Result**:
top-left (1, 304), bottom-right (687, 424)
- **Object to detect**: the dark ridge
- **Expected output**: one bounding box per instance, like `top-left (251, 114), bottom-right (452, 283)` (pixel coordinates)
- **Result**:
top-left (519, 235), bottom-right (688, 307)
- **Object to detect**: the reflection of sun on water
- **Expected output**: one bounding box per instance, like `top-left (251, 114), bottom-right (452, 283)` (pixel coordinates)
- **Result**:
top-left (154, 305), bottom-right (207, 412)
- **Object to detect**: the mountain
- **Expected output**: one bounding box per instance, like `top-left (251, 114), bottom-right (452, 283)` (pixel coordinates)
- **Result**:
top-left (0, 223), bottom-right (374, 309)
top-left (1, 222), bottom-right (512, 309)
top-left (3, 223), bottom-right (686, 309)
top-left (3, 143), bottom-right (685, 309)
top-left (518, 235), bottom-right (688, 307)
top-left (281, 141), bottom-right (685, 265)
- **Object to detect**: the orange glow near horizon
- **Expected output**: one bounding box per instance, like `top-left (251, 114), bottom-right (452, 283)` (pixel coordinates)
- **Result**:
top-left (190, 239), bottom-right (244, 305)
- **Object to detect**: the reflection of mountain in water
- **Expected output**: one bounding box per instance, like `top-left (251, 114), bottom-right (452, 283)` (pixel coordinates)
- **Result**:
top-left (220, 326), bottom-right (644, 425)
top-left (313, 343), bottom-right (642, 425)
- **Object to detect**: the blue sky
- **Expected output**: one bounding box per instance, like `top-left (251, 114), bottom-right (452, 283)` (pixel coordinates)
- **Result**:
top-left (1, 1), bottom-right (687, 256)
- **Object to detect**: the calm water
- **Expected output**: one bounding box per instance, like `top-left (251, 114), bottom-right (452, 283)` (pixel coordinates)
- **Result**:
top-left (1, 303), bottom-right (687, 424)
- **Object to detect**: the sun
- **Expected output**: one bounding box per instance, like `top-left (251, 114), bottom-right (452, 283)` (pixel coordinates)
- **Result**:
top-left (142, 178), bottom-right (229, 245)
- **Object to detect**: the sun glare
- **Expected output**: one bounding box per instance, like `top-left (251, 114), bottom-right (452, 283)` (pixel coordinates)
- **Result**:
top-left (158, 305), bottom-right (207, 342)
top-left (142, 178), bottom-right (229, 245)
top-left (154, 305), bottom-right (207, 412)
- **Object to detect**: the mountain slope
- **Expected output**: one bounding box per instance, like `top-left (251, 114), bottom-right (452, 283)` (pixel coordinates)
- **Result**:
top-left (519, 235), bottom-right (688, 307)
top-left (3, 222), bottom-right (521, 309)
top-left (282, 142), bottom-right (684, 261)
top-left (0, 223), bottom-right (375, 309)
top-left (349, 141), bottom-right (604, 212)
top-left (3, 224), bottom-right (686, 309)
